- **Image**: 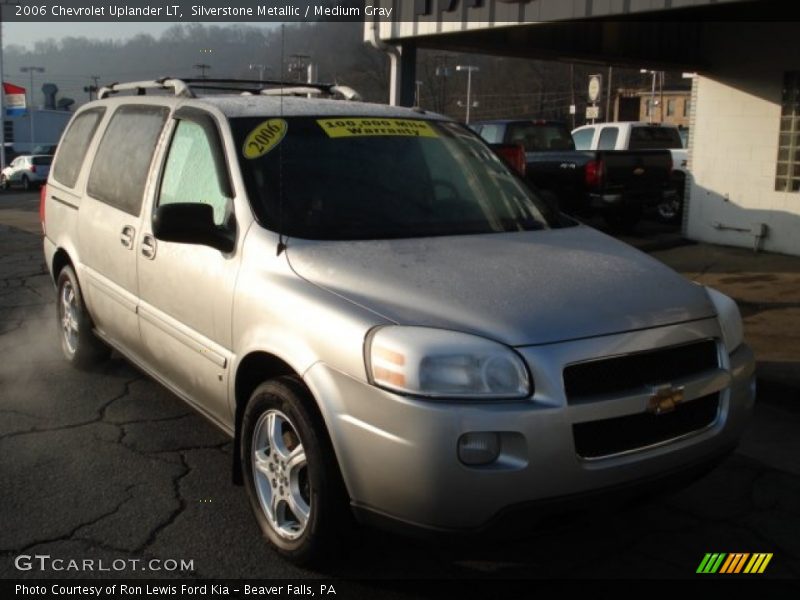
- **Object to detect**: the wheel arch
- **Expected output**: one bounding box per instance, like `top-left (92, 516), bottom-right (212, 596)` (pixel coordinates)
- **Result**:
top-left (51, 248), bottom-right (74, 283)
top-left (232, 351), bottom-right (320, 485)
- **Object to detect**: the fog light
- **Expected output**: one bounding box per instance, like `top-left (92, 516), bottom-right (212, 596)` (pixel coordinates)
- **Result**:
top-left (458, 432), bottom-right (501, 466)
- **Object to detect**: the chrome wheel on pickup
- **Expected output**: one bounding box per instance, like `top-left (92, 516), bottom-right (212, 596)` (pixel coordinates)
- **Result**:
top-left (656, 196), bottom-right (683, 224)
top-left (657, 172), bottom-right (686, 224)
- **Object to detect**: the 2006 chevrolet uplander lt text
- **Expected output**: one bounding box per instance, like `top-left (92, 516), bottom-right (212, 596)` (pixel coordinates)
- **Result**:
top-left (41, 78), bottom-right (755, 564)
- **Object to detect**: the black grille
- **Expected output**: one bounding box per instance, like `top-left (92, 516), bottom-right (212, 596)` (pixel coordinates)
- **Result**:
top-left (572, 393), bottom-right (720, 459)
top-left (563, 339), bottom-right (718, 400)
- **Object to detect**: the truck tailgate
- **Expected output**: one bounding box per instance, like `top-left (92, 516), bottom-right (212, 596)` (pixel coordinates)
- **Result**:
top-left (600, 150), bottom-right (672, 193)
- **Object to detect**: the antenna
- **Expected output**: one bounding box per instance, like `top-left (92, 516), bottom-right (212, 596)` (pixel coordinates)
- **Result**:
top-left (276, 24), bottom-right (287, 256)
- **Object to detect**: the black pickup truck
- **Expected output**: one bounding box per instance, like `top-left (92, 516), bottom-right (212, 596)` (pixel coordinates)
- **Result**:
top-left (471, 119), bottom-right (676, 229)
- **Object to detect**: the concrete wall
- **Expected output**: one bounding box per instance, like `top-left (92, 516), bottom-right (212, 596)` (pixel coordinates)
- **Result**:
top-left (687, 23), bottom-right (800, 256)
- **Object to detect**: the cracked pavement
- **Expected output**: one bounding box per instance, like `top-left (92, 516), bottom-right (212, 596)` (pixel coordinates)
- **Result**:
top-left (1, 191), bottom-right (798, 581)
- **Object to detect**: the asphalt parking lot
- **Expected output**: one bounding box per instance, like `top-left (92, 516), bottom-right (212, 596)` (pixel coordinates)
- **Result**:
top-left (1, 189), bottom-right (798, 582)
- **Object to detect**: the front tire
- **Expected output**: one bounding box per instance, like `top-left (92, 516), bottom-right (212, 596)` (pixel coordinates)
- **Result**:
top-left (22, 175), bottom-right (31, 191)
top-left (0, 175), bottom-right (9, 190)
top-left (56, 265), bottom-right (110, 368)
top-left (242, 377), bottom-right (350, 565)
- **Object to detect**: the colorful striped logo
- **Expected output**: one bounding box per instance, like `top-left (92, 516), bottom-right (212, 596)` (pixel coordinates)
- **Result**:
top-left (697, 553), bottom-right (773, 574)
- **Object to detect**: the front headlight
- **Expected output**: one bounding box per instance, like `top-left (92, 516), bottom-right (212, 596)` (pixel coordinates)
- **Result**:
top-left (705, 286), bottom-right (744, 353)
top-left (366, 326), bottom-right (531, 399)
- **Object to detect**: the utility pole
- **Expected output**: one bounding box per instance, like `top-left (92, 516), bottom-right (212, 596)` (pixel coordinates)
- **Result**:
top-left (435, 55), bottom-right (451, 115)
top-left (83, 75), bottom-right (100, 101)
top-left (287, 54), bottom-right (310, 82)
top-left (414, 80), bottom-right (423, 107)
top-left (456, 65), bottom-right (479, 124)
top-left (20, 66), bottom-right (44, 151)
top-left (605, 66), bottom-right (613, 122)
top-left (570, 63), bottom-right (576, 129)
top-left (193, 63), bottom-right (211, 80)
top-left (641, 69), bottom-right (658, 124)
top-left (249, 63), bottom-right (266, 82)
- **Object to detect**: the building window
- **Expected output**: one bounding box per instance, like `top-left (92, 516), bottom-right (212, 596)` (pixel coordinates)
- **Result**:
top-left (683, 98), bottom-right (691, 117)
top-left (776, 71), bottom-right (800, 192)
top-left (667, 99), bottom-right (676, 116)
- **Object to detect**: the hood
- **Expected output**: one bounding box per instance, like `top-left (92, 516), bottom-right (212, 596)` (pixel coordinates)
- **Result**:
top-left (286, 226), bottom-right (715, 347)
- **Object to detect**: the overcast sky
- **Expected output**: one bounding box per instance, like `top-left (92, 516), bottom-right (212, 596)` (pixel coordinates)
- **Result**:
top-left (3, 22), bottom-right (247, 48)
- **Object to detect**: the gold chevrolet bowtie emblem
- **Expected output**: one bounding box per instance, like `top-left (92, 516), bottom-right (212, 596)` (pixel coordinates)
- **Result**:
top-left (647, 384), bottom-right (685, 415)
top-left (633, 167), bottom-right (645, 175)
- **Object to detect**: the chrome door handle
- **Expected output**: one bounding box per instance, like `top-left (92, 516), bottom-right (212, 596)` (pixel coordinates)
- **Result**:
top-left (141, 234), bottom-right (157, 260)
top-left (120, 226), bottom-right (135, 249)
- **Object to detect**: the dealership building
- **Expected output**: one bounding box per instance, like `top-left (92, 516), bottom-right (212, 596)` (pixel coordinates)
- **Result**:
top-left (365, 0), bottom-right (800, 256)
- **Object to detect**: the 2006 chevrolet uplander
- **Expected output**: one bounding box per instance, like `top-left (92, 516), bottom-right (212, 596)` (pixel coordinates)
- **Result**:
top-left (42, 78), bottom-right (755, 564)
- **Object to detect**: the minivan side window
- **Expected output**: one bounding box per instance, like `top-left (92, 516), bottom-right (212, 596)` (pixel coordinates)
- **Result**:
top-left (87, 105), bottom-right (169, 216)
top-left (158, 119), bottom-right (230, 226)
top-left (52, 108), bottom-right (105, 188)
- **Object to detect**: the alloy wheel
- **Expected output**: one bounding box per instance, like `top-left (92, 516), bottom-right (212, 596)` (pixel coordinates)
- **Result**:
top-left (251, 409), bottom-right (311, 541)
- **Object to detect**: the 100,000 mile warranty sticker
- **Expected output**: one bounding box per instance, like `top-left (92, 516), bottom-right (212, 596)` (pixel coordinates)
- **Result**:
top-left (317, 118), bottom-right (438, 138)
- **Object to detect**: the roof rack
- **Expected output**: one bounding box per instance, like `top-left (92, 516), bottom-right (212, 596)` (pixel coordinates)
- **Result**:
top-left (97, 78), bottom-right (361, 101)
top-left (97, 78), bottom-right (192, 99)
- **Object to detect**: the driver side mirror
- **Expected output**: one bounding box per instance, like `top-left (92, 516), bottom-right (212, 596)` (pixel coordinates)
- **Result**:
top-left (153, 203), bottom-right (235, 253)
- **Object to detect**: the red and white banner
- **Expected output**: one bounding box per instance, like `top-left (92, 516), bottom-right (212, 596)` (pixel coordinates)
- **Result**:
top-left (3, 82), bottom-right (27, 116)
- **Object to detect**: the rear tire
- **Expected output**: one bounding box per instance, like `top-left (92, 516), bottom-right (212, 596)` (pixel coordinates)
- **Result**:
top-left (655, 196), bottom-right (683, 224)
top-left (657, 174), bottom-right (685, 225)
top-left (0, 175), bottom-right (9, 190)
top-left (242, 376), bottom-right (351, 565)
top-left (56, 265), bottom-right (111, 369)
top-left (22, 175), bottom-right (31, 191)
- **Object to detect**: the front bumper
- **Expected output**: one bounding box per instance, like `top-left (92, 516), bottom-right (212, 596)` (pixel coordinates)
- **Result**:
top-left (304, 319), bottom-right (755, 532)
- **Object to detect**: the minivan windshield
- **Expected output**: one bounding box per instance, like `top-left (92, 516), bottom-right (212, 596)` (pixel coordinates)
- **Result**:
top-left (231, 117), bottom-right (560, 240)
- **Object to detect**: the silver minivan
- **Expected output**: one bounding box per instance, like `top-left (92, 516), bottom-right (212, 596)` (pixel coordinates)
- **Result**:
top-left (42, 79), bottom-right (755, 564)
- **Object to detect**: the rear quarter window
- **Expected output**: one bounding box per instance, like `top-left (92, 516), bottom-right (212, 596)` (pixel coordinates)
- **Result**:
top-left (598, 127), bottom-right (619, 150)
top-left (51, 108), bottom-right (105, 188)
top-left (32, 156), bottom-right (53, 166)
top-left (87, 105), bottom-right (169, 216)
top-left (572, 128), bottom-right (594, 150)
top-left (629, 126), bottom-right (683, 150)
